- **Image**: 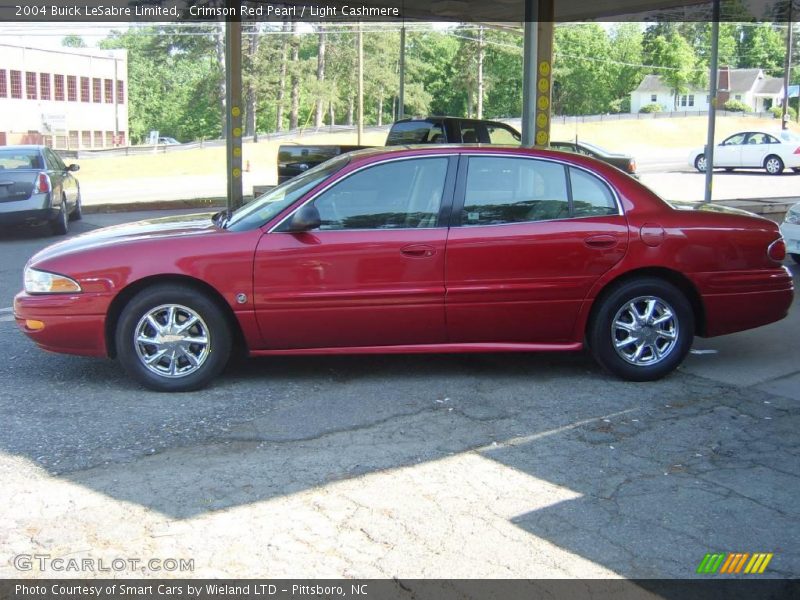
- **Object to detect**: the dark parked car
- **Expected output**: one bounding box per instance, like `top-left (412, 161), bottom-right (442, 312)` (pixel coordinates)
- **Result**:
top-left (15, 146), bottom-right (792, 392)
top-left (277, 117), bottom-right (521, 183)
top-left (0, 145), bottom-right (81, 235)
top-left (550, 140), bottom-right (637, 175)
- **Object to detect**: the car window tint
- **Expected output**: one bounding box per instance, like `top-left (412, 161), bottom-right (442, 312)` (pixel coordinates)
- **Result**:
top-left (487, 125), bottom-right (521, 145)
top-left (723, 133), bottom-right (747, 146)
top-left (569, 168), bottom-right (618, 217)
top-left (386, 121), bottom-right (444, 145)
top-left (766, 134), bottom-right (780, 144)
top-left (463, 157), bottom-right (569, 226)
top-left (312, 157), bottom-right (448, 230)
top-left (45, 149), bottom-right (65, 171)
top-left (748, 133), bottom-right (771, 144)
top-left (460, 125), bottom-right (480, 143)
top-left (0, 150), bottom-right (43, 169)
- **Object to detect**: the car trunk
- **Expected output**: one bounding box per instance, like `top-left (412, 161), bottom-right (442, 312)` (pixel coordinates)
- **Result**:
top-left (0, 170), bottom-right (38, 202)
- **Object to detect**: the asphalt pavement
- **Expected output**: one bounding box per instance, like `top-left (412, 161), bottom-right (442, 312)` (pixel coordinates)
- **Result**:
top-left (0, 210), bottom-right (798, 579)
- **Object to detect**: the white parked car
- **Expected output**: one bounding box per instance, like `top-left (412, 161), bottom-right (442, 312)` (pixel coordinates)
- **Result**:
top-left (689, 130), bottom-right (800, 175)
top-left (780, 202), bottom-right (800, 264)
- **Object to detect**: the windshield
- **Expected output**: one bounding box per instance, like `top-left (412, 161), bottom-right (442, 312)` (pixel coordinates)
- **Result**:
top-left (226, 155), bottom-right (349, 231)
top-left (0, 149), bottom-right (43, 169)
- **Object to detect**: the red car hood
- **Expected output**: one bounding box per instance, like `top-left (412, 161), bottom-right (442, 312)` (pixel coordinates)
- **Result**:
top-left (29, 212), bottom-right (220, 265)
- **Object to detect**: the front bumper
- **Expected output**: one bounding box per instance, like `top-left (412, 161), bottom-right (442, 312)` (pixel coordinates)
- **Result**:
top-left (13, 291), bottom-right (109, 357)
top-left (780, 221), bottom-right (800, 255)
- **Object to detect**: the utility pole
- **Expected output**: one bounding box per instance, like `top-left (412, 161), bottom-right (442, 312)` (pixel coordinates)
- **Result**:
top-left (782, 2), bottom-right (794, 130)
top-left (225, 2), bottom-right (243, 211)
top-left (704, 0), bottom-right (720, 203)
top-left (357, 24), bottom-right (364, 145)
top-left (399, 24), bottom-right (405, 120)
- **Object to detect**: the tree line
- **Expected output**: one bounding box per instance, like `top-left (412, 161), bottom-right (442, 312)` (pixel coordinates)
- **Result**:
top-left (92, 22), bottom-right (796, 144)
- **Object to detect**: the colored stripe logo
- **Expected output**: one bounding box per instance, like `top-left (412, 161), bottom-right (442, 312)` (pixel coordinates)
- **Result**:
top-left (697, 553), bottom-right (773, 574)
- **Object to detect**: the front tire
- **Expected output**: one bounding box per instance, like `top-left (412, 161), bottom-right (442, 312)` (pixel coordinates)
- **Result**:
top-left (694, 154), bottom-right (707, 173)
top-left (116, 284), bottom-right (232, 392)
top-left (69, 191), bottom-right (82, 221)
top-left (588, 278), bottom-right (694, 381)
top-left (764, 155), bottom-right (784, 175)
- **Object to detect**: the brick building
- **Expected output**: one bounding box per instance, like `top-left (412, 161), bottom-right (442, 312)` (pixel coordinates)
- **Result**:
top-left (0, 43), bottom-right (128, 149)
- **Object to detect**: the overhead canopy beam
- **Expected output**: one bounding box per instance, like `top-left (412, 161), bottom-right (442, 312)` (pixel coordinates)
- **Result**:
top-left (703, 0), bottom-right (720, 203)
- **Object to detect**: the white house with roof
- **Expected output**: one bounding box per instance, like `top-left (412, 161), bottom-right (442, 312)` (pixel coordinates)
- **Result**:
top-left (630, 68), bottom-right (785, 113)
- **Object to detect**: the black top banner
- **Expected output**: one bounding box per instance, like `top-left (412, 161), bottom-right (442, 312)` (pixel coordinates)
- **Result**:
top-left (1, 0), bottom-right (799, 23)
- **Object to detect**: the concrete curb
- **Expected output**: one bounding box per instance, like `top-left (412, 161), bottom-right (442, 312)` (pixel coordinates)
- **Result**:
top-left (82, 197), bottom-right (228, 214)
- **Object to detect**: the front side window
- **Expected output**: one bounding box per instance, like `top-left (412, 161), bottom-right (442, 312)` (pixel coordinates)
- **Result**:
top-left (722, 133), bottom-right (746, 146)
top-left (462, 157), bottom-right (569, 226)
top-left (309, 157), bottom-right (449, 230)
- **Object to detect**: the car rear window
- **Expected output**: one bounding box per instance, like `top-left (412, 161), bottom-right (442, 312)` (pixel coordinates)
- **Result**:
top-left (0, 150), bottom-right (43, 170)
top-left (386, 121), bottom-right (445, 145)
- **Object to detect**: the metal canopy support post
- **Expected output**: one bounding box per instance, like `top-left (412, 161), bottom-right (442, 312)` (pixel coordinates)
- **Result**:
top-left (225, 12), bottom-right (244, 212)
top-left (399, 25), bottom-right (406, 120)
top-left (534, 3), bottom-right (555, 148)
top-left (521, 0), bottom-right (538, 146)
top-left (703, 0), bottom-right (720, 203)
top-left (782, 2), bottom-right (794, 130)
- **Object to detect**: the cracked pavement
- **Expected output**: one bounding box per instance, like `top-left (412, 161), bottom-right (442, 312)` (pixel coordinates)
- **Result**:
top-left (0, 211), bottom-right (798, 579)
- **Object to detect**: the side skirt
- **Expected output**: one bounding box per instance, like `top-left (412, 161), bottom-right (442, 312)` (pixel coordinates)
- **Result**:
top-left (250, 342), bottom-right (584, 357)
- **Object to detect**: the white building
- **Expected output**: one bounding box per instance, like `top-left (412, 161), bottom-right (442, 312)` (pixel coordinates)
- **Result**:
top-left (630, 68), bottom-right (784, 114)
top-left (0, 43), bottom-right (128, 149)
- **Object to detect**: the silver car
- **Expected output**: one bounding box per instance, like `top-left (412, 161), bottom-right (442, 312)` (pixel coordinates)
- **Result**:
top-left (0, 145), bottom-right (81, 235)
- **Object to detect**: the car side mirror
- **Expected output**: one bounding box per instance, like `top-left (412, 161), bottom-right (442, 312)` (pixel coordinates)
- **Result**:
top-left (67, 164), bottom-right (80, 172)
top-left (287, 204), bottom-right (321, 232)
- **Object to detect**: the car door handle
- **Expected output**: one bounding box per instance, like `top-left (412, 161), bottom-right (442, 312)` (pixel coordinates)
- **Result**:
top-left (584, 235), bottom-right (617, 249)
top-left (400, 244), bottom-right (436, 258)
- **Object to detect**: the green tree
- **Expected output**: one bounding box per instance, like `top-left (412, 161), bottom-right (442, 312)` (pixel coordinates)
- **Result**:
top-left (553, 24), bottom-right (613, 115)
top-left (646, 31), bottom-right (703, 110)
top-left (62, 35), bottom-right (86, 48)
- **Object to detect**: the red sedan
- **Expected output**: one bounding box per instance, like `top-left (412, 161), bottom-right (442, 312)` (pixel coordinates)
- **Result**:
top-left (14, 146), bottom-right (793, 392)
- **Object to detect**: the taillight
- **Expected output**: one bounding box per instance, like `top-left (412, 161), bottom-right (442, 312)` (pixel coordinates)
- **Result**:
top-left (34, 172), bottom-right (51, 194)
top-left (767, 238), bottom-right (786, 262)
top-left (794, 147), bottom-right (800, 155)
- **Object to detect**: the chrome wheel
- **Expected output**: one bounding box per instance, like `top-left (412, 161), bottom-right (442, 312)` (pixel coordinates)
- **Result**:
top-left (612, 296), bottom-right (679, 366)
top-left (134, 304), bottom-right (210, 378)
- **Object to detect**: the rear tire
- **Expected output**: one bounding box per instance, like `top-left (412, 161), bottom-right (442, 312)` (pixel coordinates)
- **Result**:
top-left (50, 199), bottom-right (68, 236)
top-left (115, 284), bottom-right (232, 392)
top-left (694, 155), bottom-right (707, 173)
top-left (764, 155), bottom-right (784, 175)
top-left (588, 278), bottom-right (694, 381)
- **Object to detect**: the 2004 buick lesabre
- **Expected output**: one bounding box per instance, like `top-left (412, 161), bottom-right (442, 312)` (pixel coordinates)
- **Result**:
top-left (14, 146), bottom-right (794, 392)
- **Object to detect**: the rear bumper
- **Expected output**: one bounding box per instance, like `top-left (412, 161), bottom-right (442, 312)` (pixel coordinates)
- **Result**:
top-left (13, 291), bottom-right (108, 357)
top-left (0, 193), bottom-right (55, 225)
top-left (693, 267), bottom-right (794, 337)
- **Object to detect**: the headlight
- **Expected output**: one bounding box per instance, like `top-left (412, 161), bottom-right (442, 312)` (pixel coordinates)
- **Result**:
top-left (24, 267), bottom-right (82, 294)
top-left (785, 210), bottom-right (800, 225)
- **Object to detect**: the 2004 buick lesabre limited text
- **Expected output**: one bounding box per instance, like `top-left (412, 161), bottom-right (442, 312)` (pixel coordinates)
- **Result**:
top-left (14, 146), bottom-right (794, 392)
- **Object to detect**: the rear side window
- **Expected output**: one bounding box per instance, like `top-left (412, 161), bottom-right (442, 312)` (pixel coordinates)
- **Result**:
top-left (462, 157), bottom-right (569, 225)
top-left (569, 167), bottom-right (617, 217)
top-left (487, 124), bottom-right (521, 145)
top-left (386, 121), bottom-right (445, 145)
